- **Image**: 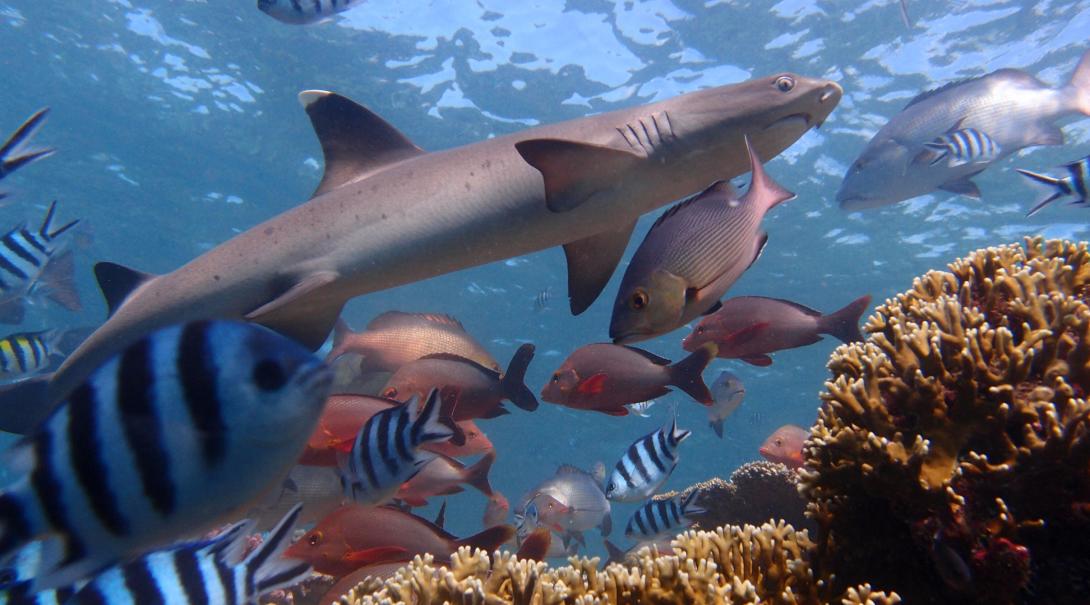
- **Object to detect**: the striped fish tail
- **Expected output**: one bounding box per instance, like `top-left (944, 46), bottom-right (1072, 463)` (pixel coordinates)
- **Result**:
top-left (679, 489), bottom-right (705, 518)
top-left (0, 109), bottom-right (54, 179)
top-left (1018, 168), bottom-right (1070, 217)
top-left (242, 503), bottom-right (310, 598)
top-left (666, 408), bottom-right (691, 446)
top-left (37, 202), bottom-right (78, 242)
top-left (411, 389), bottom-right (458, 448)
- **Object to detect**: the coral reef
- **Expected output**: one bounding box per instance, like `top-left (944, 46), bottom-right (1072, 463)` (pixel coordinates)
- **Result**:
top-left (800, 237), bottom-right (1090, 604)
top-left (336, 521), bottom-right (899, 605)
top-left (659, 461), bottom-right (811, 533)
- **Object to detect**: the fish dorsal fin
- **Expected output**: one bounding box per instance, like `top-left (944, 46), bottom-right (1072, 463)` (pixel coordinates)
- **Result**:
top-left (764, 296), bottom-right (823, 317)
top-left (622, 345), bottom-right (671, 366)
top-left (556, 464), bottom-right (588, 477)
top-left (562, 221), bottom-right (637, 315)
top-left (418, 352), bottom-right (499, 377)
top-left (94, 262), bottom-right (156, 317)
top-left (649, 181), bottom-right (733, 232)
top-left (366, 311), bottom-right (465, 332)
top-left (298, 90), bottom-right (425, 197)
top-left (904, 69), bottom-right (1043, 110)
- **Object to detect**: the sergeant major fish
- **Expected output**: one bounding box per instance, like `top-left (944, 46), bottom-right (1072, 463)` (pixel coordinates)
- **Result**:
top-left (708, 370), bottom-right (745, 438)
top-left (257, 0), bottom-right (365, 25)
top-left (624, 490), bottom-right (704, 542)
top-left (609, 137), bottom-right (795, 343)
top-left (0, 320), bottom-right (331, 591)
top-left (922, 126), bottom-right (1000, 167)
top-left (0, 202), bottom-right (81, 325)
top-left (1018, 154), bottom-right (1090, 216)
top-left (605, 409), bottom-right (690, 502)
top-left (838, 48), bottom-right (1090, 209)
top-left (0, 328), bottom-right (86, 383)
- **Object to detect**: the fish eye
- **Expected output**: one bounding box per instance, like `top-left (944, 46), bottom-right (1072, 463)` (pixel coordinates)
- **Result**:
top-left (307, 531), bottom-right (323, 546)
top-left (696, 326), bottom-right (705, 334)
top-left (383, 387), bottom-right (398, 398)
top-left (551, 373), bottom-right (560, 383)
top-left (775, 438), bottom-right (783, 446)
top-left (629, 289), bottom-right (649, 310)
top-left (775, 76), bottom-right (795, 92)
top-left (607, 482), bottom-right (615, 493)
top-left (252, 359), bottom-right (288, 392)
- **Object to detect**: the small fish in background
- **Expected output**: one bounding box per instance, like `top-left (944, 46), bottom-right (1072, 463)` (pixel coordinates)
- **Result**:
top-left (534, 287), bottom-right (552, 312)
top-left (0, 108), bottom-right (54, 182)
top-left (520, 464), bottom-right (612, 545)
top-left (285, 504), bottom-right (513, 577)
top-left (251, 465), bottom-right (342, 532)
top-left (483, 491), bottom-right (510, 527)
top-left (396, 451), bottom-right (495, 507)
top-left (1018, 154), bottom-right (1090, 216)
top-left (625, 399), bottom-right (657, 417)
top-left (0, 201), bottom-right (83, 324)
top-left (749, 410), bottom-right (763, 426)
top-left (759, 424), bottom-right (810, 469)
top-left (708, 370), bottom-right (745, 438)
top-left (328, 311), bottom-right (500, 373)
top-left (0, 327), bottom-right (87, 382)
top-left (424, 418), bottom-right (494, 458)
top-left (920, 126), bottom-right (1001, 167)
top-left (609, 137), bottom-right (795, 344)
top-left (381, 344), bottom-right (538, 420)
top-left (682, 295), bottom-right (871, 366)
top-left (624, 490), bottom-right (705, 542)
top-left (0, 321), bottom-right (331, 591)
top-left (257, 0), bottom-right (366, 25)
top-left (338, 388), bottom-right (463, 506)
top-left (540, 343), bottom-right (717, 415)
top-left (605, 409), bottom-right (690, 502)
top-left (603, 535), bottom-right (674, 565)
top-left (837, 48), bottom-right (1090, 210)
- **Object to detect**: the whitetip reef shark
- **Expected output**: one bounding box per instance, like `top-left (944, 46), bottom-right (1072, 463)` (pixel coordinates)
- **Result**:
top-left (0, 71), bottom-right (841, 432)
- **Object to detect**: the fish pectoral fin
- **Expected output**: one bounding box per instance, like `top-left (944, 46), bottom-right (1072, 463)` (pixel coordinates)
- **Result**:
top-left (1027, 123), bottom-right (1064, 147)
top-left (245, 270), bottom-right (343, 350)
top-left (94, 261), bottom-right (156, 318)
top-left (938, 176), bottom-right (982, 199)
top-left (702, 300), bottom-right (723, 316)
top-left (298, 91), bottom-right (426, 197)
top-left (515, 138), bottom-right (643, 213)
top-left (575, 372), bottom-right (609, 395)
top-left (723, 322), bottom-right (771, 346)
top-left (562, 221), bottom-right (637, 315)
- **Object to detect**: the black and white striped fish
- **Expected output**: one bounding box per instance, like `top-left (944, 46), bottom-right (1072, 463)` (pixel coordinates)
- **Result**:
top-left (0, 202), bottom-right (81, 324)
top-left (257, 0), bottom-right (365, 25)
top-left (922, 128), bottom-right (1000, 167)
top-left (623, 490), bottom-right (705, 541)
top-left (338, 388), bottom-right (462, 506)
top-left (604, 410), bottom-right (690, 502)
top-left (0, 109), bottom-right (54, 182)
top-left (1019, 155), bottom-right (1090, 216)
top-left (0, 320), bottom-right (331, 592)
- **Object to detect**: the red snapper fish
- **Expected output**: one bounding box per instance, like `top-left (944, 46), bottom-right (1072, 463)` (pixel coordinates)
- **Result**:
top-left (540, 343), bottom-right (716, 415)
top-left (682, 295), bottom-right (871, 366)
top-left (284, 504), bottom-right (514, 577)
top-left (327, 311), bottom-right (500, 373)
top-left (396, 451), bottom-right (495, 507)
top-left (759, 424), bottom-right (810, 469)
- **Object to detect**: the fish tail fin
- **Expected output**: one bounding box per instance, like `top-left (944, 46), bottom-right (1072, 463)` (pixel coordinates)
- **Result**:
top-left (413, 388), bottom-right (462, 447)
top-left (819, 294), bottom-right (872, 344)
top-left (464, 450), bottom-right (495, 496)
top-left (39, 250), bottom-right (81, 312)
top-left (668, 408), bottom-right (691, 444)
top-left (243, 504), bottom-right (313, 596)
top-left (515, 527), bottom-right (551, 561)
top-left (456, 524), bottom-right (515, 553)
top-left (679, 489), bottom-right (705, 518)
top-left (0, 109), bottom-right (54, 178)
top-left (667, 343), bottom-right (716, 405)
top-left (603, 539), bottom-right (627, 565)
top-left (1069, 48), bottom-right (1090, 116)
top-left (325, 317), bottom-right (352, 361)
top-left (709, 418), bottom-right (724, 439)
top-left (38, 202), bottom-right (78, 242)
top-left (500, 343), bottom-right (538, 412)
top-left (1018, 168), bottom-right (1069, 216)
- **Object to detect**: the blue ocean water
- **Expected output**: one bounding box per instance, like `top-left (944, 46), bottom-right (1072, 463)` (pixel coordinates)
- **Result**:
top-left (0, 0), bottom-right (1088, 562)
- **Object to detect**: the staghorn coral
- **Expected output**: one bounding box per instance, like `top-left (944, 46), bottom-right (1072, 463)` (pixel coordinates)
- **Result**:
top-left (801, 237), bottom-right (1090, 604)
top-left (334, 522), bottom-right (899, 605)
top-left (658, 461), bottom-right (811, 533)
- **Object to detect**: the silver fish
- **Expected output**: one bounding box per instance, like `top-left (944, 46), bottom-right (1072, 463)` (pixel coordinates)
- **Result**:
top-left (838, 48), bottom-right (1090, 210)
top-left (1019, 155), bottom-right (1090, 216)
top-left (609, 137), bottom-right (795, 344)
top-left (0, 321), bottom-right (331, 591)
top-left (625, 399), bottom-right (657, 417)
top-left (605, 409), bottom-right (690, 502)
top-left (521, 464), bottom-right (612, 542)
top-left (257, 0), bottom-right (365, 25)
top-left (0, 109), bottom-right (53, 182)
top-left (708, 370), bottom-right (745, 438)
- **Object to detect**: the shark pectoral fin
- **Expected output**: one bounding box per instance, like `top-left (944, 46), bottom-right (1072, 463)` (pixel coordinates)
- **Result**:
top-left (563, 221), bottom-right (636, 315)
top-left (245, 270), bottom-right (343, 350)
top-left (515, 138), bottom-right (643, 213)
top-left (94, 262), bottom-right (156, 317)
top-left (938, 176), bottom-right (982, 199)
top-left (299, 90), bottom-right (426, 197)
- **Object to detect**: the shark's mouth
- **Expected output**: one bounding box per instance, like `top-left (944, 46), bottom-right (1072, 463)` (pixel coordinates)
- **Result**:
top-left (764, 112), bottom-right (815, 131)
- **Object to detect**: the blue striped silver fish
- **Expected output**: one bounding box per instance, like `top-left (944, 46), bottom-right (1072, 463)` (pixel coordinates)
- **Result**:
top-left (0, 109), bottom-right (53, 183)
top-left (922, 127), bottom-right (1000, 167)
top-left (0, 320), bottom-right (331, 592)
top-left (338, 388), bottom-right (462, 506)
top-left (623, 490), bottom-right (704, 541)
top-left (604, 410), bottom-right (690, 502)
top-left (0, 202), bottom-right (81, 324)
top-left (1019, 155), bottom-right (1090, 216)
top-left (257, 0), bottom-right (365, 25)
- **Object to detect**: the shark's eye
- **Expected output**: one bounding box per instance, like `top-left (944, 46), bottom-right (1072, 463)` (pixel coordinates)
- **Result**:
top-left (775, 76), bottom-right (795, 92)
top-left (630, 289), bottom-right (649, 310)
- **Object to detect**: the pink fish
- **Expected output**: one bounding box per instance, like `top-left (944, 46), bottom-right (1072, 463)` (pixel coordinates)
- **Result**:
top-left (483, 491), bottom-right (510, 527)
top-left (396, 451), bottom-right (495, 507)
top-left (327, 311), bottom-right (500, 373)
top-left (682, 295), bottom-right (870, 366)
top-left (759, 424), bottom-right (810, 469)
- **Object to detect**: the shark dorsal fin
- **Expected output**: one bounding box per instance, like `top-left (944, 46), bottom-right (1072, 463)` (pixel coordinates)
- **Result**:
top-left (299, 90), bottom-right (426, 197)
top-left (94, 262), bottom-right (156, 317)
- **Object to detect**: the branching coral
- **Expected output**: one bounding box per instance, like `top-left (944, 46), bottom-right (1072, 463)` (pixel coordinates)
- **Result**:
top-left (333, 522), bottom-right (898, 605)
top-left (800, 237), bottom-right (1090, 604)
top-left (659, 461), bottom-right (811, 533)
